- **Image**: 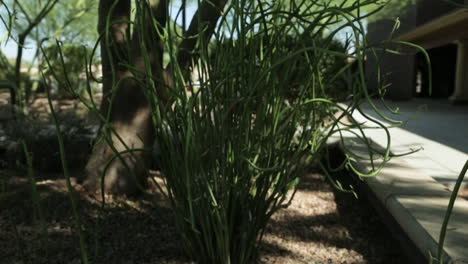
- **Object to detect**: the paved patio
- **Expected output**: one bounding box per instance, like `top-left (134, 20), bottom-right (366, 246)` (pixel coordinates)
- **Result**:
top-left (329, 98), bottom-right (468, 263)
top-left (363, 99), bottom-right (468, 186)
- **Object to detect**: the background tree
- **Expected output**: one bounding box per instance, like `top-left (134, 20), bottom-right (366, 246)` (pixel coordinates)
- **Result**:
top-left (367, 0), bottom-right (415, 23)
top-left (40, 44), bottom-right (93, 98)
top-left (83, 0), bottom-right (227, 194)
top-left (1, 0), bottom-right (96, 108)
top-left (85, 0), bottom-right (399, 195)
top-left (4, 0), bottom-right (59, 107)
top-left (0, 49), bottom-right (15, 83)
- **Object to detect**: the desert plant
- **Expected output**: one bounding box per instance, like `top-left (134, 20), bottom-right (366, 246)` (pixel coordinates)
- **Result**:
top-left (431, 160), bottom-right (468, 264)
top-left (40, 43), bottom-right (91, 98)
top-left (39, 0), bottom-right (418, 263)
top-left (140, 0), bottom-right (392, 263)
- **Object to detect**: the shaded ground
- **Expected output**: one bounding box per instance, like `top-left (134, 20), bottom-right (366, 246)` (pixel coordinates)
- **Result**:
top-left (0, 170), bottom-right (186, 264)
top-left (1, 91), bottom-right (410, 263)
top-left (0, 91), bottom-right (99, 129)
top-left (0, 168), bottom-right (407, 264)
top-left (0, 91), bottom-right (99, 173)
top-left (259, 172), bottom-right (404, 264)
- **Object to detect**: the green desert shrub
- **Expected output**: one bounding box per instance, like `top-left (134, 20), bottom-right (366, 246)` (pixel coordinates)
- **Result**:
top-left (141, 0), bottom-right (389, 263)
top-left (41, 0), bottom-right (416, 263)
top-left (40, 43), bottom-right (91, 98)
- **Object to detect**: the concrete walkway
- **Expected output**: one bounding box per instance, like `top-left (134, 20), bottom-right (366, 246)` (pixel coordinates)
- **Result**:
top-left (329, 98), bottom-right (468, 263)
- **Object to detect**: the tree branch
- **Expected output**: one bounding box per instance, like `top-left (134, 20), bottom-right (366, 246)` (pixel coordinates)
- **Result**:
top-left (12, 0), bottom-right (60, 106)
top-left (176, 0), bottom-right (228, 69)
top-left (13, 0), bottom-right (32, 24)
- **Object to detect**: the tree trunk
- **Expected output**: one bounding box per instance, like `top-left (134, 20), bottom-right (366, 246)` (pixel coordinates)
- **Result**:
top-left (11, 0), bottom-right (59, 108)
top-left (84, 0), bottom-right (150, 194)
top-left (85, 0), bottom-right (227, 195)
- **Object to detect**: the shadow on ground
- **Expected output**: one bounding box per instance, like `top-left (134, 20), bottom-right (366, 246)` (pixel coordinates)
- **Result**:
top-left (259, 168), bottom-right (406, 264)
top-left (0, 170), bottom-right (187, 264)
top-left (1, 163), bottom-right (407, 264)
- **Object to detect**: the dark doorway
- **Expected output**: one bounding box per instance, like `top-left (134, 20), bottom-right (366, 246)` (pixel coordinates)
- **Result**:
top-left (415, 44), bottom-right (457, 98)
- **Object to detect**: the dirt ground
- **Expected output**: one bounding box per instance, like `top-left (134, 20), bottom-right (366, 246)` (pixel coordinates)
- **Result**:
top-left (0, 91), bottom-right (99, 124)
top-left (0, 168), bottom-right (407, 264)
top-left (1, 91), bottom-right (407, 263)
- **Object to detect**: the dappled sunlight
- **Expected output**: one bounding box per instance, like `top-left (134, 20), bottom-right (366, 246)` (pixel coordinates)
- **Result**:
top-left (0, 170), bottom-right (187, 264)
top-left (259, 172), bottom-right (404, 264)
top-left (333, 99), bottom-right (468, 261)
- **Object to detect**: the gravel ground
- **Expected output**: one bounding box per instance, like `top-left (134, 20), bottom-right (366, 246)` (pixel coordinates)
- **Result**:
top-left (0, 168), bottom-right (407, 264)
top-left (0, 92), bottom-right (419, 263)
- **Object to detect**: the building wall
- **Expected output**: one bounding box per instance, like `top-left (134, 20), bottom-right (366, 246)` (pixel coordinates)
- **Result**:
top-left (416, 44), bottom-right (457, 98)
top-left (366, 0), bottom-right (468, 100)
top-left (416, 0), bottom-right (466, 26)
top-left (366, 5), bottom-right (417, 100)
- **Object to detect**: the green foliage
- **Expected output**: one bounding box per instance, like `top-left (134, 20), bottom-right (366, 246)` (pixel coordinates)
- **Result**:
top-left (0, 0), bottom-right (98, 108)
top-left (139, 0), bottom-right (386, 263)
top-left (367, 0), bottom-right (415, 23)
top-left (0, 50), bottom-right (14, 81)
top-left (432, 160), bottom-right (468, 264)
top-left (37, 0), bottom-right (98, 44)
top-left (37, 0), bottom-right (428, 263)
top-left (271, 34), bottom-right (352, 101)
top-left (44, 77), bottom-right (89, 264)
top-left (40, 43), bottom-right (91, 97)
top-left (1, 0), bottom-right (97, 44)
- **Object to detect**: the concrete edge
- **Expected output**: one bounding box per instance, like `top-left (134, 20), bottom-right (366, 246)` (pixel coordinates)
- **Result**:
top-left (330, 140), bottom-right (468, 263)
